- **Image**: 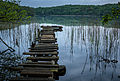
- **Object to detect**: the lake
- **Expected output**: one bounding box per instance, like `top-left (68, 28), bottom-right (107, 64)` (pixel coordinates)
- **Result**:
top-left (0, 16), bottom-right (120, 81)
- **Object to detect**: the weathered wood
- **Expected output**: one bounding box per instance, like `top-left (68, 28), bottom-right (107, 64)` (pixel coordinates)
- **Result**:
top-left (41, 32), bottom-right (55, 35)
top-left (41, 29), bottom-right (61, 32)
top-left (42, 29), bottom-right (62, 31)
top-left (23, 67), bottom-right (58, 72)
top-left (41, 30), bottom-right (54, 33)
top-left (25, 62), bottom-right (53, 64)
top-left (40, 38), bottom-right (57, 41)
top-left (9, 67), bottom-right (59, 72)
top-left (23, 52), bottom-right (58, 55)
top-left (19, 64), bottom-right (59, 68)
top-left (26, 56), bottom-right (59, 61)
top-left (42, 28), bottom-right (58, 30)
top-left (41, 26), bottom-right (63, 28)
top-left (21, 70), bottom-right (53, 77)
top-left (37, 43), bottom-right (58, 45)
top-left (52, 26), bottom-right (63, 28)
top-left (40, 37), bottom-right (56, 40)
top-left (9, 67), bottom-right (23, 71)
top-left (29, 47), bottom-right (58, 50)
top-left (34, 46), bottom-right (58, 49)
top-left (31, 42), bottom-right (36, 48)
top-left (39, 40), bottom-right (56, 43)
top-left (21, 70), bottom-right (57, 74)
top-left (9, 65), bottom-right (66, 75)
top-left (29, 49), bottom-right (58, 52)
top-left (40, 38), bottom-right (55, 40)
top-left (9, 25), bottom-right (65, 81)
top-left (42, 27), bottom-right (60, 29)
top-left (9, 77), bottom-right (55, 81)
top-left (0, 37), bottom-right (15, 52)
top-left (58, 65), bottom-right (66, 76)
top-left (40, 39), bottom-right (56, 41)
top-left (41, 31), bottom-right (54, 33)
top-left (36, 43), bottom-right (58, 47)
top-left (41, 35), bottom-right (55, 39)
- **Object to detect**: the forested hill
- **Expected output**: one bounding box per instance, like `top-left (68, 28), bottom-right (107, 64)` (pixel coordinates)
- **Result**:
top-left (4, 3), bottom-right (118, 17)
top-left (34, 4), bottom-right (118, 16)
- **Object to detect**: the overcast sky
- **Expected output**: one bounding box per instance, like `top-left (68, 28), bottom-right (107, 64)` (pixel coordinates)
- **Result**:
top-left (20, 0), bottom-right (119, 8)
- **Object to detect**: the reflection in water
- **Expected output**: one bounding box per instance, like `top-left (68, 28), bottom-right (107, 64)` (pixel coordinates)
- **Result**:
top-left (0, 23), bottom-right (40, 55)
top-left (57, 25), bottom-right (120, 81)
top-left (35, 16), bottom-right (101, 26)
top-left (70, 28), bottom-right (74, 55)
top-left (35, 16), bottom-right (120, 27)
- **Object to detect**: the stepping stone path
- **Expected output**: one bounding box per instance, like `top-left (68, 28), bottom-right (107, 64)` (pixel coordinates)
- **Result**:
top-left (9, 25), bottom-right (66, 81)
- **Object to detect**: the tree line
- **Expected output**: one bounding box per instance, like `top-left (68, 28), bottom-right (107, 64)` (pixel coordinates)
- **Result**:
top-left (34, 4), bottom-right (119, 16)
top-left (0, 0), bottom-right (119, 23)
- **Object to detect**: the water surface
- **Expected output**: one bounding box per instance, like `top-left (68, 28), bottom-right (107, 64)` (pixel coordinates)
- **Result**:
top-left (0, 16), bottom-right (120, 81)
top-left (57, 25), bottom-right (120, 81)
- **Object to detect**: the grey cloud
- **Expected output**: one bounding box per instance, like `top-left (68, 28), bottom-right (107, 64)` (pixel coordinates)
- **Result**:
top-left (20, 0), bottom-right (119, 7)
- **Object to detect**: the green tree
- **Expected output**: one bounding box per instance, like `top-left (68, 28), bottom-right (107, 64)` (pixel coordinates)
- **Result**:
top-left (0, 0), bottom-right (31, 23)
top-left (102, 2), bottom-right (120, 24)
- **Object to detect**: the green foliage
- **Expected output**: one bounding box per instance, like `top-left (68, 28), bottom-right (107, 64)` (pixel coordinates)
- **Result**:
top-left (102, 3), bottom-right (120, 24)
top-left (101, 14), bottom-right (113, 24)
top-left (0, 0), bottom-right (31, 23)
top-left (35, 4), bottom-right (118, 16)
top-left (20, 6), bottom-right (35, 16)
top-left (0, 0), bottom-right (119, 23)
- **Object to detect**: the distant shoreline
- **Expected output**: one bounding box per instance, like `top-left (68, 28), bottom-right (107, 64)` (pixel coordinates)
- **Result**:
top-left (36, 15), bottom-right (100, 17)
top-left (51, 15), bottom-right (90, 16)
top-left (50, 15), bottom-right (98, 17)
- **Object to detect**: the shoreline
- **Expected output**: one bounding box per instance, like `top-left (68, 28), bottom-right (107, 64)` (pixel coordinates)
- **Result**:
top-left (35, 15), bottom-right (101, 18)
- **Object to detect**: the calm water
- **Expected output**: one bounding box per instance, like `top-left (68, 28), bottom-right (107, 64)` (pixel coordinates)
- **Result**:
top-left (0, 16), bottom-right (120, 81)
